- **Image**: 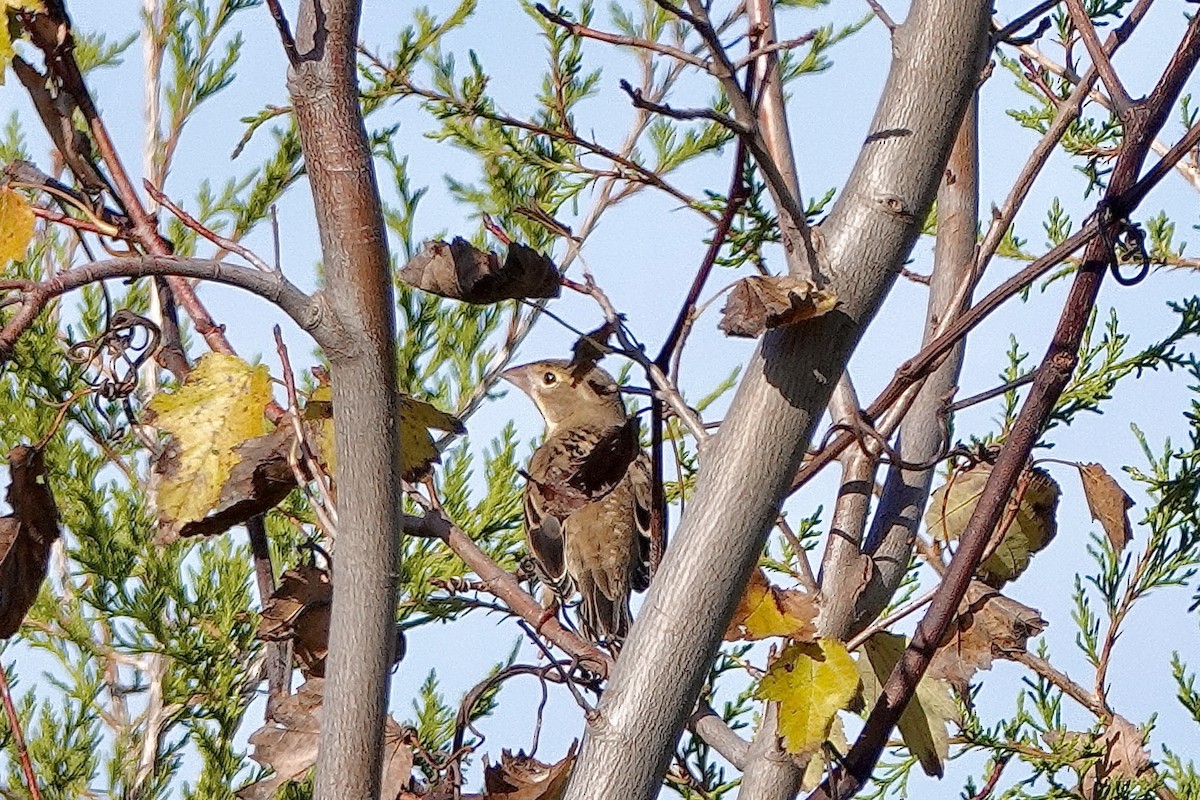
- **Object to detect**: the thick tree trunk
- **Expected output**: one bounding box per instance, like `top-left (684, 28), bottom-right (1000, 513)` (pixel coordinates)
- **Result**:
top-left (562, 2), bottom-right (991, 798)
top-left (288, 2), bottom-right (401, 799)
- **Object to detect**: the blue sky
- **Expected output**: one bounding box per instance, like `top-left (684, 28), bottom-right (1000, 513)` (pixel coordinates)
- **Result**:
top-left (2, 0), bottom-right (1200, 795)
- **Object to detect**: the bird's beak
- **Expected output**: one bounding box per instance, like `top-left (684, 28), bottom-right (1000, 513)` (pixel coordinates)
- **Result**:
top-left (499, 365), bottom-right (532, 395)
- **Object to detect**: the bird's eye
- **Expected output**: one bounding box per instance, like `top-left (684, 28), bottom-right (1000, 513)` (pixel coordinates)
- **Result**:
top-left (542, 371), bottom-right (557, 386)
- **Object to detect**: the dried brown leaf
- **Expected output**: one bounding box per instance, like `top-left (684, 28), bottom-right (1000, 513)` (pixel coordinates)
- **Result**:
top-left (717, 276), bottom-right (837, 338)
top-left (238, 679), bottom-right (412, 800)
top-left (483, 741), bottom-right (577, 800)
top-left (162, 424), bottom-right (298, 542)
top-left (1078, 462), bottom-right (1134, 553)
top-left (926, 465), bottom-right (1060, 587)
top-left (1046, 715), bottom-right (1152, 798)
top-left (569, 322), bottom-right (616, 380)
top-left (399, 237), bottom-right (561, 304)
top-left (0, 446), bottom-right (61, 638)
top-left (258, 562), bottom-right (332, 679)
top-left (927, 581), bottom-right (1047, 693)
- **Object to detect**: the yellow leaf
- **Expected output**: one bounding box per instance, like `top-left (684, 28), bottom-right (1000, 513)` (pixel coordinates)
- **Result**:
top-left (399, 393), bottom-right (464, 480)
top-left (303, 384), bottom-right (336, 474)
top-left (725, 568), bottom-right (818, 641)
top-left (925, 465), bottom-right (1060, 586)
top-left (304, 390), bottom-right (463, 481)
top-left (857, 632), bottom-right (960, 777)
top-left (302, 384), bottom-right (333, 420)
top-left (757, 639), bottom-right (859, 756)
top-left (0, 187), bottom-right (34, 266)
top-left (799, 716), bottom-right (847, 791)
top-left (149, 354), bottom-right (272, 538)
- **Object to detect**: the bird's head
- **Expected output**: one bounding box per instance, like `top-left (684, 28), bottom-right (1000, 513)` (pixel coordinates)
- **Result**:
top-left (501, 359), bottom-right (627, 434)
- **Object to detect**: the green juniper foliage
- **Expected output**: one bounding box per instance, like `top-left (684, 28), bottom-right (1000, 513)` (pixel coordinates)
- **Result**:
top-left (0, 2), bottom-right (1198, 800)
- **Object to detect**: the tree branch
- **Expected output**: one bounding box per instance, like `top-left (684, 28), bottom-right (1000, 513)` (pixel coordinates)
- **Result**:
top-left (808, 13), bottom-right (1200, 798)
top-left (287, 2), bottom-right (401, 798)
top-left (852, 93), bottom-right (981, 636)
top-left (562, 1), bottom-right (992, 797)
top-left (0, 256), bottom-right (324, 362)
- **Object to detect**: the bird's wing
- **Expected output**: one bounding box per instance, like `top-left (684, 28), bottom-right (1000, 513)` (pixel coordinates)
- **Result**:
top-left (570, 418), bottom-right (640, 497)
top-left (524, 476), bottom-right (571, 597)
top-left (629, 451), bottom-right (653, 593)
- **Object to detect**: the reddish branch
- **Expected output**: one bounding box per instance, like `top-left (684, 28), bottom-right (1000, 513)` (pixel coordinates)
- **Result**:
top-left (0, 660), bottom-right (42, 800)
top-left (788, 218), bottom-right (1103, 491)
top-left (647, 137), bottom-right (751, 572)
top-left (807, 13), bottom-right (1200, 800)
top-left (790, 98), bottom-right (1191, 494)
top-left (1063, 0), bottom-right (1133, 113)
top-left (403, 511), bottom-right (614, 676)
top-left (15, 5), bottom-right (236, 366)
top-left (246, 515), bottom-right (292, 715)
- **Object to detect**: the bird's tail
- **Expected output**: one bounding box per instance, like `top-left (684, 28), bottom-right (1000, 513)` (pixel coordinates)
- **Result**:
top-left (578, 577), bottom-right (633, 646)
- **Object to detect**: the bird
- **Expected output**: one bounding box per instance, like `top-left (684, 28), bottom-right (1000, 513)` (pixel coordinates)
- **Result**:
top-left (501, 358), bottom-right (652, 645)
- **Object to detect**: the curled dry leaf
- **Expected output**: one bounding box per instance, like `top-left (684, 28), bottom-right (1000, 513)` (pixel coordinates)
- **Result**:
top-left (257, 561), bottom-right (405, 679)
top-left (398, 237), bottom-right (561, 304)
top-left (0, 445), bottom-right (61, 638)
top-left (856, 632), bottom-right (960, 777)
top-left (1078, 462), bottom-right (1134, 553)
top-left (238, 679), bottom-right (412, 800)
top-left (717, 275), bottom-right (838, 338)
top-left (724, 568), bottom-right (818, 642)
top-left (483, 741), bottom-right (577, 800)
top-left (568, 322), bottom-right (616, 380)
top-left (258, 562), bottom-right (331, 679)
top-left (925, 464), bottom-right (1060, 587)
top-left (0, 185), bottom-right (35, 264)
top-left (1044, 715), bottom-right (1152, 798)
top-left (756, 639), bottom-right (859, 756)
top-left (926, 580), bottom-right (1047, 693)
top-left (166, 424), bottom-right (298, 541)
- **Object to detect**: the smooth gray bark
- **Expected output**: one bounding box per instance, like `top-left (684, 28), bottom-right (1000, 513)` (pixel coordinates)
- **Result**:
top-left (289, 2), bottom-right (402, 798)
top-left (562, 2), bottom-right (991, 798)
top-left (856, 95), bottom-right (980, 634)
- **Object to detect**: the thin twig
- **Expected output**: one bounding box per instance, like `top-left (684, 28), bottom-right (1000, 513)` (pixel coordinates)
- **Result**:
top-left (0, 659), bottom-right (42, 800)
top-left (865, 0), bottom-right (897, 31)
top-left (264, 0), bottom-right (299, 65)
top-left (563, 275), bottom-right (708, 442)
top-left (968, 755), bottom-right (1012, 800)
top-left (730, 31), bottom-right (819, 71)
top-left (535, 4), bottom-right (709, 69)
top-left (1008, 650), bottom-right (1106, 716)
top-left (403, 511), bottom-right (614, 676)
top-left (776, 515), bottom-right (819, 594)
top-left (273, 327), bottom-right (339, 534)
top-left (619, 80), bottom-right (751, 134)
top-left (145, 181), bottom-right (274, 271)
top-left (1063, 0), bottom-right (1133, 114)
top-left (844, 586), bottom-right (938, 652)
top-left (993, 0), bottom-right (1058, 44)
top-left (247, 515), bottom-right (292, 715)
